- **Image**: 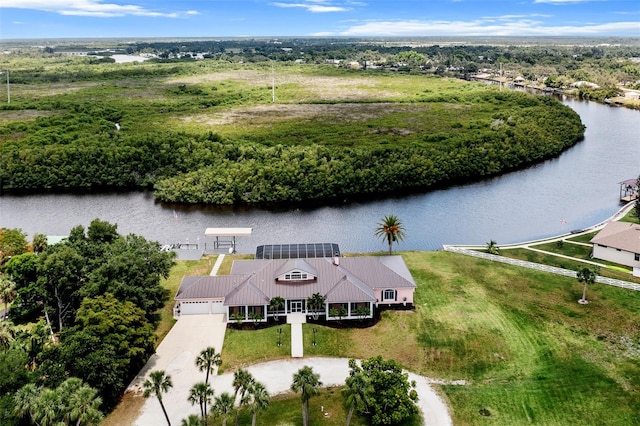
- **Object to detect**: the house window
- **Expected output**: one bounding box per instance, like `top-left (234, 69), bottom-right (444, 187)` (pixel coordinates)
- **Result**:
top-left (383, 289), bottom-right (396, 301)
top-left (635, 253), bottom-right (640, 261)
top-left (284, 271), bottom-right (308, 280)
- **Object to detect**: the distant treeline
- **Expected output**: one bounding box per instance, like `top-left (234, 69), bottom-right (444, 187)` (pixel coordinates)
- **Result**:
top-left (0, 91), bottom-right (584, 205)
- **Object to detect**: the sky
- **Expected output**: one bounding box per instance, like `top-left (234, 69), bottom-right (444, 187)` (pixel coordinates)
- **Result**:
top-left (0, 0), bottom-right (638, 40)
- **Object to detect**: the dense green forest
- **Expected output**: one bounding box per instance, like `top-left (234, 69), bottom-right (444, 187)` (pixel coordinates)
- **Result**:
top-left (0, 221), bottom-right (175, 425)
top-left (0, 54), bottom-right (586, 205)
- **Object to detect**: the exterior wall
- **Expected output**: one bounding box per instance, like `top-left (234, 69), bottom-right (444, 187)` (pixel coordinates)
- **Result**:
top-left (374, 288), bottom-right (415, 305)
top-left (593, 244), bottom-right (640, 268)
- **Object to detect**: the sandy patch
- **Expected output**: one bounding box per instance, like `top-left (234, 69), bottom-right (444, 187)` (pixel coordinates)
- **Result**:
top-left (182, 102), bottom-right (431, 127)
top-left (167, 70), bottom-right (401, 101)
top-left (0, 109), bottom-right (56, 121)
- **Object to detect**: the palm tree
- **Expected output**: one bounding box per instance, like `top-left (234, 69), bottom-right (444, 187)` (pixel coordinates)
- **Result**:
top-left (32, 233), bottom-right (48, 254)
top-left (577, 266), bottom-right (598, 304)
top-left (188, 382), bottom-right (214, 424)
top-left (485, 240), bottom-right (500, 255)
top-left (181, 414), bottom-right (203, 426)
top-left (213, 392), bottom-right (235, 426)
top-left (0, 319), bottom-right (14, 351)
top-left (269, 296), bottom-right (285, 321)
top-left (143, 370), bottom-right (173, 426)
top-left (14, 383), bottom-right (40, 422)
top-left (69, 385), bottom-right (103, 426)
top-left (374, 215), bottom-right (406, 255)
top-left (343, 371), bottom-right (373, 426)
top-left (33, 388), bottom-right (60, 426)
top-left (195, 346), bottom-right (222, 385)
top-left (306, 292), bottom-right (326, 320)
top-left (0, 275), bottom-right (17, 319)
top-left (248, 382), bottom-right (270, 426)
top-left (291, 366), bottom-right (322, 426)
top-left (232, 368), bottom-right (255, 426)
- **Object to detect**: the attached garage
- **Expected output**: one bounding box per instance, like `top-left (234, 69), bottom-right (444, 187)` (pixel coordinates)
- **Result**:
top-left (179, 299), bottom-right (227, 315)
top-left (180, 301), bottom-right (210, 315)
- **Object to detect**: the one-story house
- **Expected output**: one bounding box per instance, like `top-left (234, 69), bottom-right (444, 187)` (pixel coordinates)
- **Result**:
top-left (590, 222), bottom-right (640, 275)
top-left (174, 255), bottom-right (417, 322)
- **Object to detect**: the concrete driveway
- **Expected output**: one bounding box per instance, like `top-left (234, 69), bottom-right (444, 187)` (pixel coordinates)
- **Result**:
top-left (131, 314), bottom-right (227, 425)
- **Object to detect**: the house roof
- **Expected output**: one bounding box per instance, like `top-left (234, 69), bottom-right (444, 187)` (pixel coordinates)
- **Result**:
top-left (591, 222), bottom-right (640, 253)
top-left (274, 258), bottom-right (318, 278)
top-left (176, 256), bottom-right (416, 306)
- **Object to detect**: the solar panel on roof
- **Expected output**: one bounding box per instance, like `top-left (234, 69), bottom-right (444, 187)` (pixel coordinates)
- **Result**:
top-left (255, 243), bottom-right (340, 260)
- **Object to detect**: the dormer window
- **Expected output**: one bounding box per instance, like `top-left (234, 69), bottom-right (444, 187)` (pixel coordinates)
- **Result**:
top-left (284, 271), bottom-right (308, 281)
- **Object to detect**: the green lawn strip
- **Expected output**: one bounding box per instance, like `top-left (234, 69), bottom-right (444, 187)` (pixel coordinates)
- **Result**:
top-left (529, 241), bottom-right (592, 259)
top-left (565, 230), bottom-right (598, 244)
top-left (227, 386), bottom-right (392, 426)
top-left (619, 208), bottom-right (639, 223)
top-left (501, 248), bottom-right (640, 283)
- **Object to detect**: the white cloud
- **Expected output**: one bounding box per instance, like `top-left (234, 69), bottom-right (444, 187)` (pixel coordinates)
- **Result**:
top-left (337, 18), bottom-right (640, 36)
top-left (270, 1), bottom-right (350, 13)
top-left (0, 0), bottom-right (195, 18)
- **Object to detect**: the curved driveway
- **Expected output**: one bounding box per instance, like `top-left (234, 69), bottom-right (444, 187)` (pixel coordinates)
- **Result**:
top-left (135, 357), bottom-right (453, 426)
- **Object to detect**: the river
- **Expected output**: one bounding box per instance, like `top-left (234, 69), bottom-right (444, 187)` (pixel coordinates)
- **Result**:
top-left (0, 97), bottom-right (638, 255)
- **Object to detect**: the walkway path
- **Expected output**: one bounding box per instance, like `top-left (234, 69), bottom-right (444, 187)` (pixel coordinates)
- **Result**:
top-left (210, 254), bottom-right (225, 276)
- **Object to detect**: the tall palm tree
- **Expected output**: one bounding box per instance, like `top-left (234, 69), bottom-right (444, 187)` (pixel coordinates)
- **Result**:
top-left (232, 368), bottom-right (255, 426)
top-left (577, 266), bottom-right (598, 304)
top-left (306, 292), bottom-right (326, 320)
top-left (374, 215), bottom-right (406, 255)
top-left (0, 275), bottom-right (17, 319)
top-left (291, 366), bottom-right (322, 426)
top-left (343, 372), bottom-right (373, 426)
top-left (213, 392), bottom-right (235, 426)
top-left (196, 347), bottom-right (222, 385)
top-left (249, 382), bottom-right (270, 426)
top-left (188, 382), bottom-right (214, 424)
top-left (269, 296), bottom-right (285, 321)
top-left (143, 370), bottom-right (173, 426)
top-left (69, 385), bottom-right (103, 426)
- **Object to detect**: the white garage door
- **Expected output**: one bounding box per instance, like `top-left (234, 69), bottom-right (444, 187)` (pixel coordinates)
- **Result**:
top-left (210, 300), bottom-right (226, 314)
top-left (180, 301), bottom-right (210, 315)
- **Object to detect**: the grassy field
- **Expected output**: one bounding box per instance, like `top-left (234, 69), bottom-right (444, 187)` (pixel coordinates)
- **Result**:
top-left (123, 250), bottom-right (640, 425)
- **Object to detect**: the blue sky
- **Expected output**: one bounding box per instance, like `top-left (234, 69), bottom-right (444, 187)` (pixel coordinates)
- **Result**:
top-left (0, 0), bottom-right (638, 39)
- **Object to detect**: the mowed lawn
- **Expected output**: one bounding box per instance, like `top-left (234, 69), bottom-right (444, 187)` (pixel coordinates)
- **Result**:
top-left (220, 251), bottom-right (640, 425)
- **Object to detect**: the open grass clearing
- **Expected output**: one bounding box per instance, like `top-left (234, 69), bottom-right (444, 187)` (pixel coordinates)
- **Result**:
top-left (109, 250), bottom-right (640, 425)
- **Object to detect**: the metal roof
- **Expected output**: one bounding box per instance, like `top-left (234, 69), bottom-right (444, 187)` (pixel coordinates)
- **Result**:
top-left (255, 243), bottom-right (340, 259)
top-left (176, 256), bottom-right (416, 307)
top-left (205, 228), bottom-right (253, 237)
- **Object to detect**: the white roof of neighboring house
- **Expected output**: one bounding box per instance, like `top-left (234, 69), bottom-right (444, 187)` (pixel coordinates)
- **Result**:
top-left (591, 222), bottom-right (640, 253)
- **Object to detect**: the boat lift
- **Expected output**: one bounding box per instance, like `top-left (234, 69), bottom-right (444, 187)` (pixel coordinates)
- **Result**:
top-left (204, 227), bottom-right (253, 253)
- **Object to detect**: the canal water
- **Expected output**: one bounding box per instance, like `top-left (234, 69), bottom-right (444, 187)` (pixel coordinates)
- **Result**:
top-left (1, 97), bottom-right (638, 254)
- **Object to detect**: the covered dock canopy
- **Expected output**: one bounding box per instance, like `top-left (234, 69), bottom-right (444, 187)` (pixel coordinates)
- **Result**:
top-left (619, 178), bottom-right (639, 202)
top-left (204, 227), bottom-right (253, 251)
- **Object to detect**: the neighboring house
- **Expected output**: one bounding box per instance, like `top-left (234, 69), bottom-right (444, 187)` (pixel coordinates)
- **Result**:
top-left (590, 222), bottom-right (640, 275)
top-left (174, 255), bottom-right (417, 322)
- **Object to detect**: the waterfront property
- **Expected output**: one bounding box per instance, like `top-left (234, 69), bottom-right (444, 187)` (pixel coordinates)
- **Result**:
top-left (174, 254), bottom-right (416, 322)
top-left (590, 221), bottom-right (640, 275)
